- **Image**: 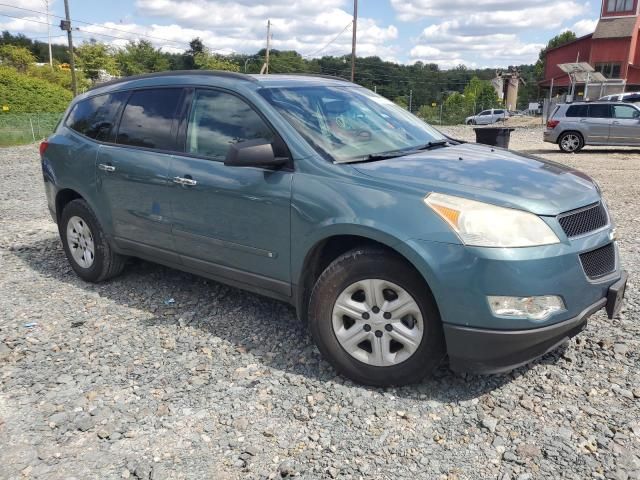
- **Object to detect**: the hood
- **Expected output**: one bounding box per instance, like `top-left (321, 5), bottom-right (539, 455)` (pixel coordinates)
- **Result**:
top-left (352, 143), bottom-right (600, 216)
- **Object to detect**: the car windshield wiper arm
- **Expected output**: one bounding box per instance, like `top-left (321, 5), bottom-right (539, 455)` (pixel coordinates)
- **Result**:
top-left (335, 149), bottom-right (412, 164)
top-left (414, 140), bottom-right (449, 150)
top-left (335, 141), bottom-right (450, 164)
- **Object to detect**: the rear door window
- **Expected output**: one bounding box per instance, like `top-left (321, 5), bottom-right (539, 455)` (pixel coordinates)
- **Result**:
top-left (116, 88), bottom-right (183, 151)
top-left (588, 104), bottom-right (612, 118)
top-left (185, 89), bottom-right (274, 160)
top-left (66, 92), bottom-right (128, 141)
top-left (566, 105), bottom-right (589, 117)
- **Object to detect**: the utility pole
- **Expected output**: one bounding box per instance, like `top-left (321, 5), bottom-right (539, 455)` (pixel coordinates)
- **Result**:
top-left (61, 0), bottom-right (77, 95)
top-left (350, 0), bottom-right (357, 82)
top-left (265, 20), bottom-right (271, 74)
top-left (43, 0), bottom-right (52, 67)
top-left (409, 89), bottom-right (413, 112)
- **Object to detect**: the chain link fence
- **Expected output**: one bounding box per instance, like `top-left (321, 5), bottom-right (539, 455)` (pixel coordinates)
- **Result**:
top-left (416, 103), bottom-right (542, 126)
top-left (0, 113), bottom-right (64, 147)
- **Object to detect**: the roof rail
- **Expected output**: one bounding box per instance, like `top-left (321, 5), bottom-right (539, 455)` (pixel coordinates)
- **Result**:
top-left (87, 70), bottom-right (256, 91)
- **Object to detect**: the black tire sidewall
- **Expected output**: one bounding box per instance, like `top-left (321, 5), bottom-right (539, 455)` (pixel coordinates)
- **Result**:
top-left (60, 200), bottom-right (108, 282)
top-left (559, 132), bottom-right (583, 153)
top-left (309, 250), bottom-right (445, 386)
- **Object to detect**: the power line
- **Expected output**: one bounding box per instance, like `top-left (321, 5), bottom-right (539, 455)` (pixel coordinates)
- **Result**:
top-left (302, 22), bottom-right (352, 58)
top-left (0, 3), bottom-right (232, 53)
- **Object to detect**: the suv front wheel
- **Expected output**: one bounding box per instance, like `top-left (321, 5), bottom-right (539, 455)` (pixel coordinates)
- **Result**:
top-left (558, 132), bottom-right (584, 153)
top-left (308, 247), bottom-right (445, 386)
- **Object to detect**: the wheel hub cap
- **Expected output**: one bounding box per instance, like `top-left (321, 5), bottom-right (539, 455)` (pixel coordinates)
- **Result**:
top-left (66, 216), bottom-right (95, 268)
top-left (331, 279), bottom-right (424, 367)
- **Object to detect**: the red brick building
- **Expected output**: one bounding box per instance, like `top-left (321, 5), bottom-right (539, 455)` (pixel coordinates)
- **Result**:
top-left (540, 0), bottom-right (640, 95)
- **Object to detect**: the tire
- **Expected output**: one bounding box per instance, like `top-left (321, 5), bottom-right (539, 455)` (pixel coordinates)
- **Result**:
top-left (558, 131), bottom-right (584, 153)
top-left (308, 248), bottom-right (445, 386)
top-left (466, 120), bottom-right (475, 125)
top-left (59, 199), bottom-right (126, 282)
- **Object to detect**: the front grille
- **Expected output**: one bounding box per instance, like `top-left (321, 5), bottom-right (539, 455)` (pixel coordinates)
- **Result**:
top-left (558, 202), bottom-right (608, 238)
top-left (580, 243), bottom-right (616, 279)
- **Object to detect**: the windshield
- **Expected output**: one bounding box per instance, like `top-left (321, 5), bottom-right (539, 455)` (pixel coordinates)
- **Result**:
top-left (259, 85), bottom-right (446, 163)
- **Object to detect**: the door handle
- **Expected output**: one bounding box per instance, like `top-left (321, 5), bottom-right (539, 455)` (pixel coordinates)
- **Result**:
top-left (98, 163), bottom-right (116, 172)
top-left (612, 121), bottom-right (620, 125)
top-left (173, 176), bottom-right (197, 186)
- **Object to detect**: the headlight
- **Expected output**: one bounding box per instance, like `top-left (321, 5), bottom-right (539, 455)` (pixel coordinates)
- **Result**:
top-left (424, 193), bottom-right (560, 247)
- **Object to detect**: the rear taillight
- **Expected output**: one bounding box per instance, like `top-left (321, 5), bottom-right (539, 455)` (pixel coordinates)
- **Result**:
top-left (547, 120), bottom-right (560, 129)
top-left (39, 141), bottom-right (49, 157)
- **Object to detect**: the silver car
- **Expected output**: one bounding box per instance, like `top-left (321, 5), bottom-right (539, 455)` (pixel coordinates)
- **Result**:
top-left (465, 109), bottom-right (508, 125)
top-left (544, 102), bottom-right (640, 153)
top-left (599, 92), bottom-right (640, 104)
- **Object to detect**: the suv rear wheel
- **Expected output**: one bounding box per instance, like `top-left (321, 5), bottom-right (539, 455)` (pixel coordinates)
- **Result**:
top-left (60, 199), bottom-right (126, 282)
top-left (308, 247), bottom-right (445, 386)
top-left (558, 132), bottom-right (584, 153)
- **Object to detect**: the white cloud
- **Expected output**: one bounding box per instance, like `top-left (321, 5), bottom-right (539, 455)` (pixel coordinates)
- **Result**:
top-left (390, 0), bottom-right (583, 21)
top-left (571, 18), bottom-right (598, 36)
top-left (398, 0), bottom-right (589, 67)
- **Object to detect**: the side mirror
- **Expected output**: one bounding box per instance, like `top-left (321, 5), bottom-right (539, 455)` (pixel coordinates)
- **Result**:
top-left (224, 138), bottom-right (288, 168)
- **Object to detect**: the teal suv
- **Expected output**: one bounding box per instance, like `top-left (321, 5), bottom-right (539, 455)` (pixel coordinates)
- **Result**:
top-left (40, 72), bottom-right (627, 386)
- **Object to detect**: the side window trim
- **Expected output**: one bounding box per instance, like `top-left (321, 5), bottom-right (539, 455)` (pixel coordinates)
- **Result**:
top-left (107, 89), bottom-right (131, 144)
top-left (180, 86), bottom-right (292, 166)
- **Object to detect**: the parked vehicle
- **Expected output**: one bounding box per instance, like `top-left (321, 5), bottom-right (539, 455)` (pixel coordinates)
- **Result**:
top-left (40, 72), bottom-right (627, 386)
top-left (465, 109), bottom-right (508, 125)
top-left (599, 91), bottom-right (640, 104)
top-left (544, 101), bottom-right (640, 152)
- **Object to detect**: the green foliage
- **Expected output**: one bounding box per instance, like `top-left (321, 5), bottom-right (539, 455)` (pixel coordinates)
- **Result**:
top-left (266, 50), bottom-right (314, 74)
top-left (0, 45), bottom-right (36, 72)
top-left (116, 40), bottom-right (170, 76)
top-left (393, 96), bottom-right (408, 109)
top-left (27, 63), bottom-right (90, 92)
top-left (194, 50), bottom-right (240, 72)
top-left (76, 42), bottom-right (120, 80)
top-left (463, 77), bottom-right (500, 113)
top-left (0, 66), bottom-right (72, 113)
top-left (535, 31), bottom-right (577, 79)
top-left (1, 31), bottom-right (70, 64)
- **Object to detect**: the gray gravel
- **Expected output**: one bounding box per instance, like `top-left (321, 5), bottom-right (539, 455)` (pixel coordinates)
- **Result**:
top-left (1, 129), bottom-right (639, 480)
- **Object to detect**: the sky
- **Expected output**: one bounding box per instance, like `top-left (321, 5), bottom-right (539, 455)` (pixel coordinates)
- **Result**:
top-left (0, 0), bottom-right (603, 69)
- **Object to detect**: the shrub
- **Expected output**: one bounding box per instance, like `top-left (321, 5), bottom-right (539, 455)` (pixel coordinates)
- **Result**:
top-left (0, 66), bottom-right (72, 113)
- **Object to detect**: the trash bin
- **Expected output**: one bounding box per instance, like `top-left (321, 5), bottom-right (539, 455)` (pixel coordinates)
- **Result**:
top-left (474, 127), bottom-right (515, 149)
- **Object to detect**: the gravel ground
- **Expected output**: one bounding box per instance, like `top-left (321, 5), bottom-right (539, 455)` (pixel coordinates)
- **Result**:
top-left (0, 127), bottom-right (638, 480)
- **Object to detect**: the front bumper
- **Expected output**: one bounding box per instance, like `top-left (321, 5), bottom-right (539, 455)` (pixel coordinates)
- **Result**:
top-left (445, 271), bottom-right (627, 374)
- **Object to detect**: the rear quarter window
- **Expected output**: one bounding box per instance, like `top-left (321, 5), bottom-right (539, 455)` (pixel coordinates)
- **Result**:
top-left (66, 92), bottom-right (128, 141)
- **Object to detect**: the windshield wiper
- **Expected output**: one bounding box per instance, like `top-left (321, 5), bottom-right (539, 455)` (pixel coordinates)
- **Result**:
top-left (335, 149), bottom-right (412, 164)
top-left (414, 140), bottom-right (449, 150)
top-left (335, 141), bottom-right (450, 164)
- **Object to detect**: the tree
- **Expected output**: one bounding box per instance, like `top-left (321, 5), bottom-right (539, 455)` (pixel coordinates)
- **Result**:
top-left (535, 31), bottom-right (577, 79)
top-left (0, 45), bottom-right (36, 72)
top-left (463, 76), bottom-right (500, 113)
top-left (193, 49), bottom-right (240, 72)
top-left (116, 40), bottom-right (169, 76)
top-left (76, 41), bottom-right (119, 81)
top-left (184, 37), bottom-right (205, 69)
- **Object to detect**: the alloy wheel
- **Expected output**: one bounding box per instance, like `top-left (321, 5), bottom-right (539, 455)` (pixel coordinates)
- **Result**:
top-left (561, 134), bottom-right (580, 152)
